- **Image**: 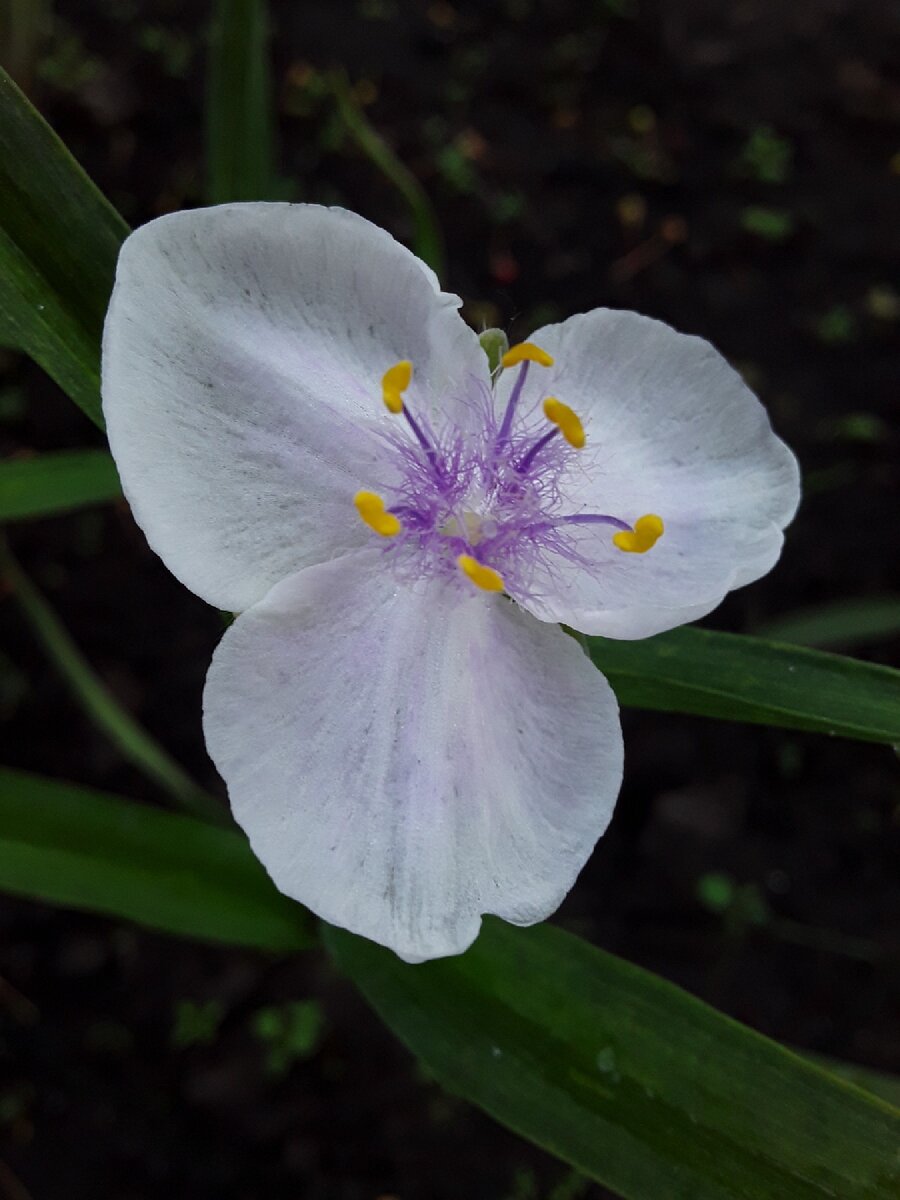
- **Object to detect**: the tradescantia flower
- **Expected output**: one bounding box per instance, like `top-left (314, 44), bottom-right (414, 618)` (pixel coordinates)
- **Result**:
top-left (102, 203), bottom-right (800, 962)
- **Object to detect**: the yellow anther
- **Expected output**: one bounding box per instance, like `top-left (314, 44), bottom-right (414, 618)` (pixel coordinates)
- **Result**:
top-left (543, 397), bottom-right (585, 449)
top-left (500, 341), bottom-right (554, 369)
top-left (457, 554), bottom-right (506, 593)
top-left (613, 514), bottom-right (665, 554)
top-left (382, 359), bottom-right (412, 414)
top-left (354, 490), bottom-right (402, 538)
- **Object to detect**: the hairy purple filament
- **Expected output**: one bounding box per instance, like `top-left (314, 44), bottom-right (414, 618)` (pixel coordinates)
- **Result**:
top-left (372, 360), bottom-right (634, 599)
top-left (557, 513), bottom-right (631, 531)
top-left (400, 404), bottom-right (442, 477)
top-left (516, 426), bottom-right (559, 474)
top-left (494, 359), bottom-right (529, 452)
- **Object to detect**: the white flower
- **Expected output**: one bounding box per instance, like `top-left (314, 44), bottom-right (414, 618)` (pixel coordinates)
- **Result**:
top-left (102, 203), bottom-right (800, 962)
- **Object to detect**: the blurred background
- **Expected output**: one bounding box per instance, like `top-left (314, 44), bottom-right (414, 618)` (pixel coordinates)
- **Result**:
top-left (0, 1), bottom-right (898, 1196)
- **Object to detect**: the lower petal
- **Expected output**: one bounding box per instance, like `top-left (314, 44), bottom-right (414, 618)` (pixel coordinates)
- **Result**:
top-left (203, 552), bottom-right (623, 962)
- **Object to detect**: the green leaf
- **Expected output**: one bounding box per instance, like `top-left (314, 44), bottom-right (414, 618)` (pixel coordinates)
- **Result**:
top-left (0, 766), bottom-right (314, 950)
top-left (0, 540), bottom-right (223, 823)
top-left (0, 449), bottom-right (121, 520)
top-left (327, 920), bottom-right (900, 1200)
top-left (327, 69), bottom-right (446, 279)
top-left (587, 627), bottom-right (900, 744)
top-left (0, 67), bottom-right (128, 429)
top-left (206, 0), bottom-right (277, 203)
top-left (755, 597), bottom-right (900, 652)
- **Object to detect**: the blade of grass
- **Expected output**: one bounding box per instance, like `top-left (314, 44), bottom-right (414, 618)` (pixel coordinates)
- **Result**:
top-left (0, 66), bottom-right (128, 429)
top-left (327, 69), bottom-right (445, 279)
top-left (328, 920), bottom-right (900, 1200)
top-left (206, 0), bottom-right (276, 203)
top-left (755, 597), bottom-right (900, 651)
top-left (587, 626), bottom-right (900, 745)
top-left (0, 448), bottom-right (121, 520)
top-left (0, 766), bottom-right (313, 950)
top-left (0, 0), bottom-right (51, 92)
top-left (0, 538), bottom-right (225, 824)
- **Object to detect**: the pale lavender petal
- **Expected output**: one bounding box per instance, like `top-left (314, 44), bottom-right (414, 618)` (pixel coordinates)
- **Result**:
top-left (102, 203), bottom-right (488, 612)
top-left (203, 552), bottom-right (623, 962)
top-left (493, 308), bottom-right (800, 638)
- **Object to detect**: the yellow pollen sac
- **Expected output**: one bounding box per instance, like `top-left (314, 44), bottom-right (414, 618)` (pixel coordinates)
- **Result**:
top-left (613, 514), bottom-right (665, 554)
top-left (457, 554), bottom-right (506, 593)
top-left (500, 341), bottom-right (554, 369)
top-left (382, 359), bottom-right (413, 414)
top-left (354, 490), bottom-right (402, 538)
top-left (543, 397), bottom-right (586, 449)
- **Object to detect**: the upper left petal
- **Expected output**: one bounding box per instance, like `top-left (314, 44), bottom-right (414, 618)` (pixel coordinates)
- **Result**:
top-left (203, 552), bottom-right (623, 962)
top-left (102, 203), bottom-right (487, 612)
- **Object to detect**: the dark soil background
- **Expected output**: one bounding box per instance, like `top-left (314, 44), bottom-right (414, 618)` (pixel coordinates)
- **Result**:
top-left (1, 1), bottom-right (899, 1197)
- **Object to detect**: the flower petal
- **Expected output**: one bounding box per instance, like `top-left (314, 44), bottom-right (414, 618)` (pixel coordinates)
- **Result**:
top-left (496, 309), bottom-right (800, 638)
top-left (102, 203), bottom-right (488, 612)
top-left (203, 552), bottom-right (623, 962)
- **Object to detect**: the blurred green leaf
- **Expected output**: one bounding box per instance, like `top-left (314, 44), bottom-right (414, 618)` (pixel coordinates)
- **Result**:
top-left (587, 627), bottom-right (900, 744)
top-left (814, 1058), bottom-right (900, 1112)
top-left (0, 0), bottom-right (51, 91)
top-left (327, 919), bottom-right (900, 1200)
top-left (0, 766), bottom-right (313, 949)
top-left (0, 66), bottom-right (128, 429)
top-left (327, 69), bottom-right (446, 278)
top-left (756, 597), bottom-right (900, 651)
top-left (171, 999), bottom-right (225, 1048)
top-left (738, 125), bottom-right (793, 185)
top-left (206, 0), bottom-right (277, 203)
top-left (0, 540), bottom-right (223, 823)
top-left (815, 304), bottom-right (857, 345)
top-left (0, 449), bottom-right (120, 520)
top-left (740, 205), bottom-right (795, 242)
top-left (816, 413), bottom-right (889, 444)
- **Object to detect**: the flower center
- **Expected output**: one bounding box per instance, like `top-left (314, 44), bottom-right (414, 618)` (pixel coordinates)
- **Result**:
top-left (353, 342), bottom-right (664, 596)
top-left (440, 510), bottom-right (488, 545)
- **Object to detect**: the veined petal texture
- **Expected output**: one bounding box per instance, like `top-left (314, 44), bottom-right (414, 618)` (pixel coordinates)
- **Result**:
top-left (493, 308), bottom-right (800, 638)
top-left (102, 203), bottom-right (487, 612)
top-left (203, 553), bottom-right (623, 962)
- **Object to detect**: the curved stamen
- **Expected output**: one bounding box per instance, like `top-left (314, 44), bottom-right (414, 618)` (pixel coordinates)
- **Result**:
top-left (496, 359), bottom-right (530, 450)
top-left (401, 405), bottom-right (442, 476)
top-left (381, 359), bottom-right (443, 477)
top-left (557, 513), bottom-right (632, 532)
top-left (355, 491), bottom-right (402, 538)
top-left (458, 553), bottom-right (505, 593)
top-left (516, 426), bottom-right (559, 473)
top-left (382, 360), bottom-right (412, 413)
top-left (543, 398), bottom-right (585, 449)
top-left (495, 341), bottom-right (555, 455)
top-left (613, 514), bottom-right (664, 553)
top-left (515, 396), bottom-right (585, 473)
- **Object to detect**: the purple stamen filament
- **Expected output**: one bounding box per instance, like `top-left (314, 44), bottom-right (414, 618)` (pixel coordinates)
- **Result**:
top-left (366, 359), bottom-right (649, 597)
top-left (401, 404), bottom-right (442, 476)
top-left (556, 513), bottom-right (632, 531)
top-left (516, 426), bottom-right (559, 474)
top-left (494, 359), bottom-right (529, 452)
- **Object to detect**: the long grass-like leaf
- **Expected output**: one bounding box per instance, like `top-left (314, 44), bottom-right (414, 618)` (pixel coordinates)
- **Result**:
top-left (206, 0), bottom-right (277, 203)
top-left (0, 539), bottom-right (224, 823)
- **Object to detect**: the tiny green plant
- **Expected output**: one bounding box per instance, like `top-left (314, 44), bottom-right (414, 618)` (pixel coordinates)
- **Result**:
top-left (251, 1000), bottom-right (324, 1077)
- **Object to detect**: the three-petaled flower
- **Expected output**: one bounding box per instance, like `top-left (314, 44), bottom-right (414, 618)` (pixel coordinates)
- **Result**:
top-left (102, 203), bottom-right (799, 962)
